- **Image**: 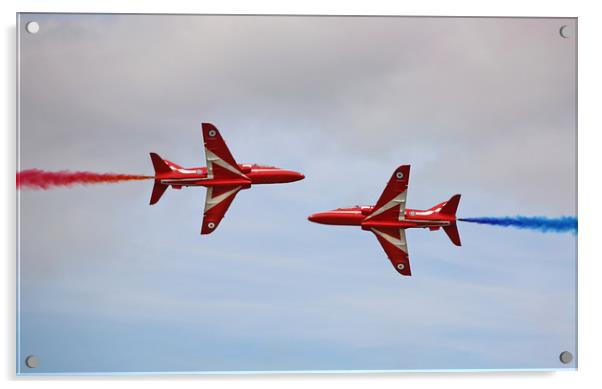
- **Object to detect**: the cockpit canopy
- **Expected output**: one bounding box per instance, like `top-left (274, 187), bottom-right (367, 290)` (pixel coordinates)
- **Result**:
top-left (359, 205), bottom-right (374, 215)
top-left (251, 164), bottom-right (276, 169)
top-left (335, 205), bottom-right (374, 215)
top-left (240, 164), bottom-right (277, 173)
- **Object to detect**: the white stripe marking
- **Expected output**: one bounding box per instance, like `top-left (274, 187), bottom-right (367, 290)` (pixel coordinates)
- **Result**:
top-left (204, 186), bottom-right (241, 212)
top-left (364, 191), bottom-right (407, 221)
top-left (371, 228), bottom-right (408, 254)
top-left (205, 149), bottom-right (248, 179)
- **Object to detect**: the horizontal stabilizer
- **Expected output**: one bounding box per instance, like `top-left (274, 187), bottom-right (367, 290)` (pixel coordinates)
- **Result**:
top-left (443, 222), bottom-right (462, 246)
top-left (150, 180), bottom-right (168, 205)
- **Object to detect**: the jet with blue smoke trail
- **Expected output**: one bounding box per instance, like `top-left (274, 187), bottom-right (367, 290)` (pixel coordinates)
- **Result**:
top-left (308, 165), bottom-right (462, 277)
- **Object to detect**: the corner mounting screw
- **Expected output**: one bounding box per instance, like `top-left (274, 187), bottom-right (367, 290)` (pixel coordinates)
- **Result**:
top-left (559, 351), bottom-right (573, 364)
top-left (25, 355), bottom-right (38, 368)
top-left (25, 21), bottom-right (40, 34)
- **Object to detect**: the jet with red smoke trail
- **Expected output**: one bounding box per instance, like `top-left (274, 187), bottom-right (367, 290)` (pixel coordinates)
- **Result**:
top-left (307, 165), bottom-right (461, 276)
top-left (150, 123), bottom-right (305, 234)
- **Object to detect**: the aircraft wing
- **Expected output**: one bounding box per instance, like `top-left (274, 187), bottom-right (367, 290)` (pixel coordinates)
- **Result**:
top-left (201, 185), bottom-right (243, 234)
top-left (371, 227), bottom-right (412, 276)
top-left (364, 165), bottom-right (410, 223)
top-left (202, 123), bottom-right (248, 180)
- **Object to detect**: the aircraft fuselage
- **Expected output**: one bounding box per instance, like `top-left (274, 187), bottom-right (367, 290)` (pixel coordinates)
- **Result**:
top-left (308, 206), bottom-right (455, 231)
top-left (158, 164), bottom-right (304, 188)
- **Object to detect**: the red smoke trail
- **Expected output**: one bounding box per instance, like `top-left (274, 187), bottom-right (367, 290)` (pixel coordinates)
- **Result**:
top-left (17, 169), bottom-right (152, 190)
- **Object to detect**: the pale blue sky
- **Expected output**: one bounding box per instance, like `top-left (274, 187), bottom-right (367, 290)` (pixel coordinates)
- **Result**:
top-left (17, 14), bottom-right (576, 374)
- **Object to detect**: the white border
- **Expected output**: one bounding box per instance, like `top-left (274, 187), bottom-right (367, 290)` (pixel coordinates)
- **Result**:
top-left (4, 1), bottom-right (600, 388)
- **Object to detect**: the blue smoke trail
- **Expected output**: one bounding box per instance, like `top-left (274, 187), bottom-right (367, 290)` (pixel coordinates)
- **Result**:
top-left (458, 216), bottom-right (577, 234)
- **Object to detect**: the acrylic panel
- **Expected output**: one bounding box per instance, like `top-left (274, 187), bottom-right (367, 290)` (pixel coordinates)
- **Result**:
top-left (16, 14), bottom-right (577, 375)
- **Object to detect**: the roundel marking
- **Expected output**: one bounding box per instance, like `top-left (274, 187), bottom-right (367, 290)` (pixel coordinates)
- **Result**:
top-left (395, 171), bottom-right (404, 180)
top-left (397, 263), bottom-right (405, 270)
top-left (208, 129), bottom-right (217, 137)
top-left (207, 222), bottom-right (216, 229)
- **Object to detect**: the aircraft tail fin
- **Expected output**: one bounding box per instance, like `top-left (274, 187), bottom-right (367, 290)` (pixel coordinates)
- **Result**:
top-left (439, 194), bottom-right (461, 216)
top-left (163, 159), bottom-right (183, 170)
top-left (150, 152), bottom-right (172, 175)
top-left (149, 153), bottom-right (171, 205)
top-left (438, 194), bottom-right (461, 246)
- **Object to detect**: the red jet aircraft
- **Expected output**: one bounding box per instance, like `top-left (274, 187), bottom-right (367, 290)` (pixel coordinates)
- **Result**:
top-left (150, 123), bottom-right (305, 234)
top-left (308, 165), bottom-right (461, 276)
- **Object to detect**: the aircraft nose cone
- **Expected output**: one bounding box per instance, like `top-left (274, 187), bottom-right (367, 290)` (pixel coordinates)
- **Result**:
top-left (291, 171), bottom-right (305, 182)
top-left (308, 213), bottom-right (326, 224)
top-left (281, 170), bottom-right (304, 182)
